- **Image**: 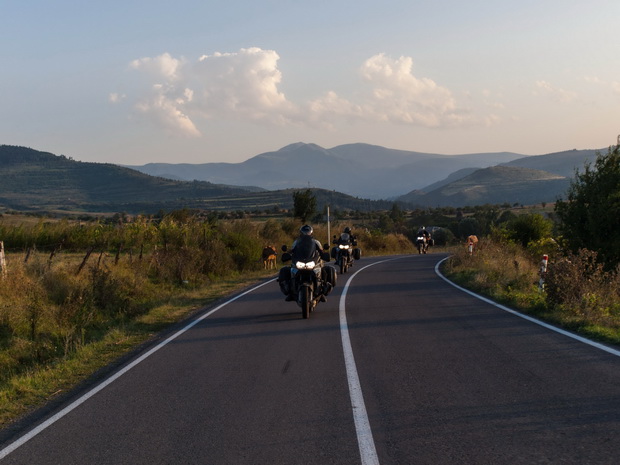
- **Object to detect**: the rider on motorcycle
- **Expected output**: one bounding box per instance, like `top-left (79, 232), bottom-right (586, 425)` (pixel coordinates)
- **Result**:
top-left (281, 225), bottom-right (328, 301)
top-left (340, 227), bottom-right (357, 246)
top-left (417, 226), bottom-right (431, 242)
top-left (293, 224), bottom-right (325, 256)
top-left (332, 226), bottom-right (357, 252)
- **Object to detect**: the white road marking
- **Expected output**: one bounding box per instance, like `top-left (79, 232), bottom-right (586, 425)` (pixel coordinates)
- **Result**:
top-left (435, 257), bottom-right (620, 358)
top-left (339, 258), bottom-right (401, 465)
top-left (0, 279), bottom-right (277, 460)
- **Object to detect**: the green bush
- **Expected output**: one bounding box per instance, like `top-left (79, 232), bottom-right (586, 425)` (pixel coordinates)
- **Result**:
top-left (544, 249), bottom-right (620, 326)
top-left (503, 213), bottom-right (553, 247)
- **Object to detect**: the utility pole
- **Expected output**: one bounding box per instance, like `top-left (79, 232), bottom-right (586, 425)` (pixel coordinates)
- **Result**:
top-left (0, 241), bottom-right (6, 277)
top-left (326, 206), bottom-right (331, 247)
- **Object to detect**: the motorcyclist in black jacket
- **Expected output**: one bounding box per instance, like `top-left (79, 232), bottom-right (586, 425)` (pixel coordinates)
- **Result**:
top-left (281, 225), bottom-right (327, 301)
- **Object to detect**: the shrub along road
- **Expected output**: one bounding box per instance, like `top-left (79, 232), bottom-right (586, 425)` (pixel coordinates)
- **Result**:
top-left (1, 254), bottom-right (619, 464)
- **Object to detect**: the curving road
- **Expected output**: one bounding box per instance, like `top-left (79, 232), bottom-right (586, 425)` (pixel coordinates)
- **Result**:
top-left (1, 253), bottom-right (619, 464)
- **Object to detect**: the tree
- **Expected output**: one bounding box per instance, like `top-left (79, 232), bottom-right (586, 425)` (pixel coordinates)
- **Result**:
top-left (456, 217), bottom-right (479, 239)
top-left (292, 189), bottom-right (317, 223)
top-left (504, 213), bottom-right (553, 247)
top-left (555, 145), bottom-right (620, 269)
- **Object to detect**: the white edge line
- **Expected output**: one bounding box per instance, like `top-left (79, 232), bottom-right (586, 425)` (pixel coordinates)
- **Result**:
top-left (0, 278), bottom-right (277, 460)
top-left (434, 257), bottom-right (620, 358)
top-left (339, 257), bottom-right (403, 465)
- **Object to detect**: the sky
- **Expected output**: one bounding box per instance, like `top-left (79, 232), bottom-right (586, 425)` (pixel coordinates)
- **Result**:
top-left (1, 0), bottom-right (619, 165)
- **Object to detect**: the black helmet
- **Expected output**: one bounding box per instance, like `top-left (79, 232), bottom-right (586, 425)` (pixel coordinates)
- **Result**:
top-left (344, 227), bottom-right (351, 234)
top-left (300, 225), bottom-right (313, 236)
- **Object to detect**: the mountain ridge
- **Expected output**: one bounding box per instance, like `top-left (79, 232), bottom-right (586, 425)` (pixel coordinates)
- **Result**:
top-left (398, 165), bottom-right (571, 207)
top-left (0, 145), bottom-right (394, 213)
top-left (126, 142), bottom-right (527, 199)
top-left (1, 142), bottom-right (607, 212)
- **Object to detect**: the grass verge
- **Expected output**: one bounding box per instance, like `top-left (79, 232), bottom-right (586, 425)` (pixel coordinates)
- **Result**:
top-left (441, 242), bottom-right (620, 348)
top-left (0, 271), bottom-right (274, 428)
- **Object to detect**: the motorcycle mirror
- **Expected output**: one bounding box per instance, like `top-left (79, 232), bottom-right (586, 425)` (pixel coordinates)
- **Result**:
top-left (323, 243), bottom-right (329, 250)
top-left (281, 245), bottom-right (288, 252)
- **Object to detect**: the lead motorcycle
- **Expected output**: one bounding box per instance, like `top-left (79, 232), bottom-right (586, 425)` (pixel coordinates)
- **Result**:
top-left (278, 236), bottom-right (336, 319)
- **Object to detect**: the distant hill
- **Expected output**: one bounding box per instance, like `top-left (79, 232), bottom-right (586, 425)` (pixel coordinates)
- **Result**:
top-left (500, 148), bottom-right (601, 177)
top-left (2, 143), bottom-right (607, 212)
top-left (0, 145), bottom-right (261, 212)
top-left (399, 166), bottom-right (570, 207)
top-left (0, 145), bottom-right (394, 213)
top-left (127, 142), bottom-right (525, 199)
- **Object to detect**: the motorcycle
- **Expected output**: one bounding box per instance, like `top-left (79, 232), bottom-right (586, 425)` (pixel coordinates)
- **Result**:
top-left (279, 237), bottom-right (336, 319)
top-left (331, 233), bottom-right (362, 274)
top-left (416, 235), bottom-right (429, 254)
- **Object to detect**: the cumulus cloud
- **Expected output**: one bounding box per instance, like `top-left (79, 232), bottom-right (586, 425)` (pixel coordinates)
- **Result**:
top-left (357, 54), bottom-right (474, 127)
top-left (129, 53), bottom-right (199, 136)
top-left (304, 54), bottom-right (480, 128)
top-left (191, 47), bottom-right (297, 123)
top-left (130, 53), bottom-right (184, 81)
top-left (120, 48), bottom-right (488, 136)
top-left (534, 80), bottom-right (577, 103)
top-left (134, 85), bottom-right (200, 137)
top-left (126, 48), bottom-right (299, 136)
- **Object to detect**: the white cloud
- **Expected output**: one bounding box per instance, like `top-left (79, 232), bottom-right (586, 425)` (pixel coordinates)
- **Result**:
top-left (130, 53), bottom-right (184, 81)
top-left (534, 80), bottom-right (577, 103)
top-left (358, 54), bottom-right (475, 127)
top-left (119, 48), bottom-right (490, 136)
top-left (191, 47), bottom-right (297, 123)
top-left (134, 87), bottom-right (201, 137)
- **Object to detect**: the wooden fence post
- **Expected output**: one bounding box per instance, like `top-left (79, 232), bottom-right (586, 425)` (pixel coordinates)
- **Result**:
top-left (0, 241), bottom-right (6, 277)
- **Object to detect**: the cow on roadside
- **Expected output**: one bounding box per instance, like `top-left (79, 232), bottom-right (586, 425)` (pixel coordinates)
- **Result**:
top-left (467, 235), bottom-right (479, 255)
top-left (262, 246), bottom-right (277, 270)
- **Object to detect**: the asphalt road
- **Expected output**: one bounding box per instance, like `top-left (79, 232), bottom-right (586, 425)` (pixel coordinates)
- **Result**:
top-left (1, 253), bottom-right (619, 464)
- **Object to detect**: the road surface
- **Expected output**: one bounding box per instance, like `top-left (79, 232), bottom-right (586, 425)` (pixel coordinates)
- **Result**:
top-left (1, 253), bottom-right (619, 464)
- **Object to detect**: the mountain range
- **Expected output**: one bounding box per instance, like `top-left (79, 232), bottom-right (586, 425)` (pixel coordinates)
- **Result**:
top-left (127, 143), bottom-right (527, 199)
top-left (0, 143), bottom-right (606, 213)
top-left (128, 142), bottom-right (603, 206)
top-left (0, 145), bottom-right (394, 213)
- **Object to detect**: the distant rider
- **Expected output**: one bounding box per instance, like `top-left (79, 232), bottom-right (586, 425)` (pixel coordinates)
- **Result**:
top-left (333, 226), bottom-right (357, 247)
top-left (417, 226), bottom-right (431, 242)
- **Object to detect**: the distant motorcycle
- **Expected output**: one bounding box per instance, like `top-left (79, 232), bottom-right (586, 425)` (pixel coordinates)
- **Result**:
top-left (279, 237), bottom-right (336, 319)
top-left (416, 235), bottom-right (429, 254)
top-left (332, 232), bottom-right (362, 274)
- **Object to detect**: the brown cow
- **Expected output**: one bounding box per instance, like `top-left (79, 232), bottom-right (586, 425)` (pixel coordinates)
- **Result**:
top-left (467, 235), bottom-right (479, 255)
top-left (262, 245), bottom-right (277, 270)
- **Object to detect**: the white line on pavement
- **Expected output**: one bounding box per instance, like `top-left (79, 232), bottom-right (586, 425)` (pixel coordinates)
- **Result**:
top-left (434, 257), bottom-right (620, 358)
top-left (0, 279), bottom-right (277, 460)
top-left (339, 257), bottom-right (403, 465)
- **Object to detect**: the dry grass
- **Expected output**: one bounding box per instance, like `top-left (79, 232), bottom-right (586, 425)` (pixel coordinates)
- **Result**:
top-left (443, 238), bottom-right (620, 346)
